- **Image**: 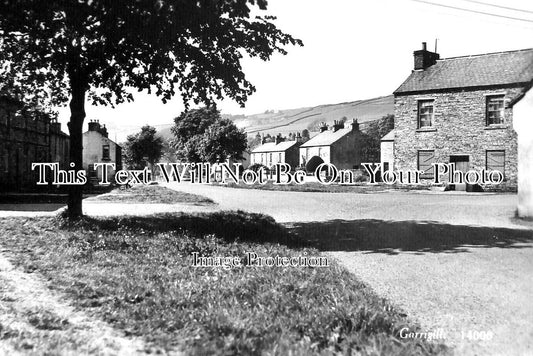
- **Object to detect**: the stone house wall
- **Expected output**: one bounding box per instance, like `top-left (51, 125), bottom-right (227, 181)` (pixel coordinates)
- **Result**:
top-left (0, 103), bottom-right (70, 191)
top-left (330, 131), bottom-right (363, 170)
top-left (82, 130), bottom-right (120, 183)
top-left (394, 86), bottom-right (523, 190)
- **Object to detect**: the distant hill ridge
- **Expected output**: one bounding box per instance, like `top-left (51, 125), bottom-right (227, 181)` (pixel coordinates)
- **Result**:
top-left (157, 94), bottom-right (394, 140)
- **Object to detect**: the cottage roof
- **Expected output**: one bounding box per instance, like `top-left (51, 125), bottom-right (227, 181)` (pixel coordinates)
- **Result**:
top-left (300, 126), bottom-right (353, 147)
top-left (251, 140), bottom-right (299, 153)
top-left (394, 48), bottom-right (533, 95)
top-left (380, 130), bottom-right (395, 141)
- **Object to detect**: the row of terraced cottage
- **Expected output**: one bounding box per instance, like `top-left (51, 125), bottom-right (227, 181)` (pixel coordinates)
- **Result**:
top-left (250, 43), bottom-right (533, 215)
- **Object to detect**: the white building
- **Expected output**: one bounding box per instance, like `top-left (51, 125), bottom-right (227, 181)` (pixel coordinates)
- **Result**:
top-left (251, 135), bottom-right (301, 169)
top-left (380, 130), bottom-right (394, 172)
top-left (512, 86), bottom-right (533, 218)
top-left (82, 120), bottom-right (122, 184)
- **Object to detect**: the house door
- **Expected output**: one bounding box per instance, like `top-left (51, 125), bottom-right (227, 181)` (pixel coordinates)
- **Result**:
top-left (449, 155), bottom-right (469, 191)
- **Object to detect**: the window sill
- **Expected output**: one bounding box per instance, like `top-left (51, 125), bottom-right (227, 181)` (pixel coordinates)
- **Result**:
top-left (416, 128), bottom-right (437, 133)
top-left (484, 125), bottom-right (506, 130)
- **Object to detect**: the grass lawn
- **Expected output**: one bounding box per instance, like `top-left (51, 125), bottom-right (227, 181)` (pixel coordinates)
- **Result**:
top-left (0, 212), bottom-right (449, 355)
top-left (87, 184), bottom-right (215, 204)
top-left (224, 181), bottom-right (434, 193)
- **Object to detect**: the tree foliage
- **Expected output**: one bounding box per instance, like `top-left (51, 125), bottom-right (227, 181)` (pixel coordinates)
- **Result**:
top-left (124, 125), bottom-right (164, 169)
top-left (0, 0), bottom-right (302, 217)
top-left (360, 114), bottom-right (394, 163)
top-left (171, 107), bottom-right (247, 163)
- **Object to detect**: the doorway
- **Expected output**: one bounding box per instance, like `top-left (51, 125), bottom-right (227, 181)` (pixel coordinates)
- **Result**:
top-left (449, 155), bottom-right (469, 191)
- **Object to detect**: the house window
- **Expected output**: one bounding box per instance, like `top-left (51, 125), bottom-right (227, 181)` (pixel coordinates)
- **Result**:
top-left (417, 150), bottom-right (435, 178)
top-left (418, 100), bottom-right (434, 128)
top-left (278, 153), bottom-right (282, 162)
top-left (486, 150), bottom-right (505, 178)
top-left (318, 147), bottom-right (322, 157)
top-left (102, 144), bottom-right (110, 160)
top-left (261, 154), bottom-right (264, 164)
top-left (486, 95), bottom-right (505, 125)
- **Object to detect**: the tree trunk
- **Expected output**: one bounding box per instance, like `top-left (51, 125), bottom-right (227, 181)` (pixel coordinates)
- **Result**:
top-left (66, 80), bottom-right (86, 219)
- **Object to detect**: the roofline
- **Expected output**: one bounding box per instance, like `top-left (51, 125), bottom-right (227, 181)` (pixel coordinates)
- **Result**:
top-left (509, 80), bottom-right (533, 108)
top-left (439, 47), bottom-right (533, 61)
top-left (394, 82), bottom-right (531, 96)
top-left (251, 142), bottom-right (300, 153)
top-left (299, 128), bottom-right (357, 148)
top-left (299, 143), bottom-right (333, 148)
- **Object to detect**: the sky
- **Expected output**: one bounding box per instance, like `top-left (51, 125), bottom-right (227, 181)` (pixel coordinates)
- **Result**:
top-left (56, 0), bottom-right (533, 141)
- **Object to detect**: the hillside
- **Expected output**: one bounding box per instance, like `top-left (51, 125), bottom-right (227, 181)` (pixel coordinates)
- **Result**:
top-left (157, 94), bottom-right (394, 140)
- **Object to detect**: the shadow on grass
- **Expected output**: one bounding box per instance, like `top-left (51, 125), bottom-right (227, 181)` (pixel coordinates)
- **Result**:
top-left (59, 210), bottom-right (304, 247)
top-left (285, 219), bottom-right (533, 254)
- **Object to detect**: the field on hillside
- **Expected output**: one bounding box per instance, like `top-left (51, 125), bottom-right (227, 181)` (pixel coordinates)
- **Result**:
top-left (157, 95), bottom-right (394, 140)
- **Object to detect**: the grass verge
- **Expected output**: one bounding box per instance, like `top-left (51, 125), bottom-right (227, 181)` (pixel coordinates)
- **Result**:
top-left (87, 184), bottom-right (215, 204)
top-left (0, 212), bottom-right (449, 355)
top-left (224, 181), bottom-right (434, 193)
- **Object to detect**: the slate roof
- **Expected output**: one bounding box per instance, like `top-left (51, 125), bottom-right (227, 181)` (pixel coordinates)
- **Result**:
top-left (394, 48), bottom-right (533, 94)
top-left (300, 126), bottom-right (353, 147)
top-left (251, 140), bottom-right (299, 153)
top-left (380, 130), bottom-right (395, 141)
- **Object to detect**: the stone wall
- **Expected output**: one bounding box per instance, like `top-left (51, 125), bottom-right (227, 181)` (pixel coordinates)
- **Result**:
top-left (394, 86), bottom-right (523, 190)
top-left (0, 104), bottom-right (70, 192)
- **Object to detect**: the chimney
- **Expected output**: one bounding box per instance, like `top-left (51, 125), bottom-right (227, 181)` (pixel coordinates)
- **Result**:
top-left (296, 132), bottom-right (302, 143)
top-left (332, 120), bottom-right (344, 132)
top-left (100, 124), bottom-right (109, 138)
top-left (261, 134), bottom-right (267, 144)
top-left (49, 118), bottom-right (61, 133)
top-left (350, 118), bottom-right (359, 131)
top-left (88, 119), bottom-right (101, 132)
top-left (414, 42), bottom-right (439, 70)
top-left (319, 122), bottom-right (328, 133)
top-left (274, 134), bottom-right (284, 144)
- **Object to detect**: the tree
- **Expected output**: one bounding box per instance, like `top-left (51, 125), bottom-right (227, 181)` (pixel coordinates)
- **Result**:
top-left (247, 132), bottom-right (262, 150)
top-left (0, 1), bottom-right (302, 218)
top-left (360, 114), bottom-right (394, 163)
top-left (301, 129), bottom-right (310, 142)
top-left (171, 106), bottom-right (246, 163)
top-left (124, 125), bottom-right (163, 170)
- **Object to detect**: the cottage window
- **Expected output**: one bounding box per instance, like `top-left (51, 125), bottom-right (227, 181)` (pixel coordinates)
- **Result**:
top-left (278, 152), bottom-right (282, 162)
top-left (486, 150), bottom-right (505, 178)
top-left (417, 150), bottom-right (435, 178)
top-left (102, 144), bottom-right (110, 160)
top-left (486, 95), bottom-right (505, 125)
top-left (261, 154), bottom-right (264, 164)
top-left (417, 100), bottom-right (434, 128)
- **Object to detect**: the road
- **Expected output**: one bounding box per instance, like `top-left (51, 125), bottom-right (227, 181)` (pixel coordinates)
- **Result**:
top-left (165, 183), bottom-right (533, 356)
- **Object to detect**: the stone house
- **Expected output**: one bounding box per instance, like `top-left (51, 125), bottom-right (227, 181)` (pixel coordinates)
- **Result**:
top-left (250, 135), bottom-right (301, 169)
top-left (82, 120), bottom-right (122, 184)
top-left (393, 43), bottom-right (533, 190)
top-left (299, 119), bottom-right (363, 171)
top-left (0, 97), bottom-right (70, 191)
top-left (511, 85), bottom-right (533, 217)
top-left (380, 129), bottom-right (394, 172)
